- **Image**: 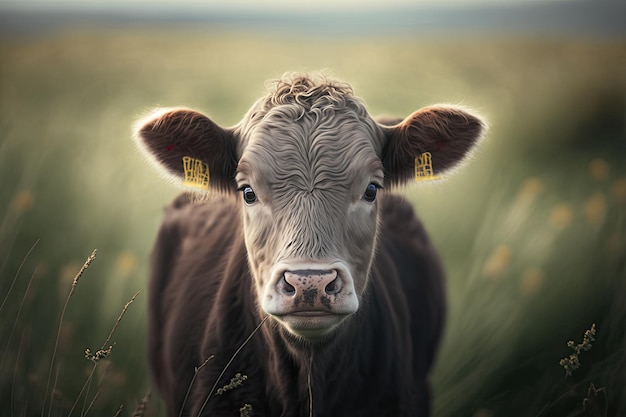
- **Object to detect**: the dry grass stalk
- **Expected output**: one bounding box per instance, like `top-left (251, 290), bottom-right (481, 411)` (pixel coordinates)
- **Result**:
top-left (68, 291), bottom-right (140, 417)
top-left (239, 403), bottom-right (252, 417)
top-left (559, 324), bottom-right (596, 377)
top-left (11, 330), bottom-right (28, 417)
top-left (43, 249), bottom-right (97, 417)
top-left (132, 391), bottom-right (151, 417)
top-left (82, 361), bottom-right (112, 416)
top-left (0, 238), bottom-right (39, 314)
top-left (216, 373), bottom-right (248, 395)
top-left (113, 404), bottom-right (124, 417)
top-left (195, 315), bottom-right (269, 417)
top-left (179, 355), bottom-right (215, 417)
top-left (1, 265), bottom-right (39, 371)
top-left (308, 351), bottom-right (314, 417)
top-left (82, 387), bottom-right (101, 417)
top-left (101, 291), bottom-right (140, 349)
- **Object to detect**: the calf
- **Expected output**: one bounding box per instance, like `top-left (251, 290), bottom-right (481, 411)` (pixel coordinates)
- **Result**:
top-left (134, 74), bottom-right (485, 417)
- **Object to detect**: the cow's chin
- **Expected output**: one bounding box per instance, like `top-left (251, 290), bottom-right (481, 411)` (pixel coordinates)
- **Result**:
top-left (273, 312), bottom-right (349, 340)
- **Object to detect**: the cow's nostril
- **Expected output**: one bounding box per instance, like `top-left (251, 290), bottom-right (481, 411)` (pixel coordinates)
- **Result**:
top-left (278, 276), bottom-right (296, 296)
top-left (325, 277), bottom-right (342, 295)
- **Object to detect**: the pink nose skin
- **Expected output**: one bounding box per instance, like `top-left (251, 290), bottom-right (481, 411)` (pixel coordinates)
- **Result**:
top-left (278, 269), bottom-right (342, 311)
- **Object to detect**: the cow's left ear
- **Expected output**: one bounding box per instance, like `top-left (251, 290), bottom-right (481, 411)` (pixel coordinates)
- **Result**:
top-left (379, 105), bottom-right (486, 186)
top-left (134, 108), bottom-right (238, 193)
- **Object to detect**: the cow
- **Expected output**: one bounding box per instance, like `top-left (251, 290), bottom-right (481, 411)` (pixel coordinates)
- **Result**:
top-left (134, 73), bottom-right (486, 417)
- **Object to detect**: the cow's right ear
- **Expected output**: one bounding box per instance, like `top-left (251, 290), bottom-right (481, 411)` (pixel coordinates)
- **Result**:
top-left (378, 105), bottom-right (486, 186)
top-left (133, 108), bottom-right (238, 193)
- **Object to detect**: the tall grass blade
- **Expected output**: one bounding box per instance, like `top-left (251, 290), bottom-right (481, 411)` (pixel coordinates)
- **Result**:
top-left (0, 238), bottom-right (39, 314)
top-left (195, 315), bottom-right (269, 417)
top-left (43, 249), bottom-right (97, 417)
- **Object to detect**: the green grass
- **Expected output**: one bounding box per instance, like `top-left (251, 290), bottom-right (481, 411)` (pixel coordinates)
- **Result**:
top-left (0, 28), bottom-right (624, 416)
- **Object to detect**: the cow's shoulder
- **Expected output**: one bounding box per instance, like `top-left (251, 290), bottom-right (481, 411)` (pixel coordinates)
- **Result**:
top-left (376, 192), bottom-right (445, 375)
top-left (154, 193), bottom-right (243, 294)
top-left (150, 193), bottom-right (242, 311)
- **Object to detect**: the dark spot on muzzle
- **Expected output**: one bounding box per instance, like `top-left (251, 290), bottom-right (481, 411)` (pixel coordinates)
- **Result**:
top-left (320, 295), bottom-right (331, 309)
top-left (302, 287), bottom-right (318, 306)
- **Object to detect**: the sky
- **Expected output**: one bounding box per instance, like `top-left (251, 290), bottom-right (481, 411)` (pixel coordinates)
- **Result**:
top-left (0, 0), bottom-right (570, 12)
top-left (1, 0), bottom-right (622, 39)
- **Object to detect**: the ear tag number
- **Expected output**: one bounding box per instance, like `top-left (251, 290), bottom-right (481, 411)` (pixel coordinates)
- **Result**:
top-left (415, 152), bottom-right (441, 181)
top-left (182, 156), bottom-right (210, 190)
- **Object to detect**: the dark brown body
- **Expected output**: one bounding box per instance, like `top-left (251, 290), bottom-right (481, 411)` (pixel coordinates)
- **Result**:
top-left (148, 192), bottom-right (445, 417)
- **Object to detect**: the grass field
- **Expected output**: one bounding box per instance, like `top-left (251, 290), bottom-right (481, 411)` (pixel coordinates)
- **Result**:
top-left (0, 27), bottom-right (625, 416)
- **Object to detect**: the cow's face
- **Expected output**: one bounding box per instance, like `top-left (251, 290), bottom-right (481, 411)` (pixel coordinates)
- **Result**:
top-left (134, 75), bottom-right (485, 341)
top-left (236, 105), bottom-right (384, 339)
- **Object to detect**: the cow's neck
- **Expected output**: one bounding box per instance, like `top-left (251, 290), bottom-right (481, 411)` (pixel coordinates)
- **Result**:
top-left (257, 316), bottom-right (363, 416)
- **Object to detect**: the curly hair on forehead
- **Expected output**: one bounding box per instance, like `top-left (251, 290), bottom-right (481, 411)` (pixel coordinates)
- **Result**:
top-left (235, 72), bottom-right (382, 154)
top-left (262, 72), bottom-right (358, 111)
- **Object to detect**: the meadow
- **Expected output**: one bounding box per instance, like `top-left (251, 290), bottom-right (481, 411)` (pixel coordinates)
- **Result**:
top-left (0, 26), bottom-right (624, 416)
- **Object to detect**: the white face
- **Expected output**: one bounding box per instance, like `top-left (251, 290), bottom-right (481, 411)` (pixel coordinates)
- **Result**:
top-left (235, 110), bottom-right (384, 340)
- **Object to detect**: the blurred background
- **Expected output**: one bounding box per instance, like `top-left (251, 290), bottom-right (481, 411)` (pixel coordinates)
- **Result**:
top-left (0, 0), bottom-right (624, 416)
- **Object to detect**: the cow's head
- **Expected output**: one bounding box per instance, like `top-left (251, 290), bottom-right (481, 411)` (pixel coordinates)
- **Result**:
top-left (135, 74), bottom-right (485, 341)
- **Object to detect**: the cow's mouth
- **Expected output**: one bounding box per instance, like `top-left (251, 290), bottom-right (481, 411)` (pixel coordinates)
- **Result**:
top-left (275, 311), bottom-right (347, 339)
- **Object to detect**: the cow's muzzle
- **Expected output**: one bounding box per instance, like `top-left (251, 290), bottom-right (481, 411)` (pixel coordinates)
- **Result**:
top-left (262, 264), bottom-right (359, 339)
top-left (278, 269), bottom-right (342, 310)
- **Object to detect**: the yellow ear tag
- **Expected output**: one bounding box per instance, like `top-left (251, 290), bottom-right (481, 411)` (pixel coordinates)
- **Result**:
top-left (415, 152), bottom-right (441, 182)
top-left (182, 156), bottom-right (210, 190)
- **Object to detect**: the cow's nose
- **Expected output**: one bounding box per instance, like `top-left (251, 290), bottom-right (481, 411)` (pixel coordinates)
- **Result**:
top-left (279, 269), bottom-right (342, 298)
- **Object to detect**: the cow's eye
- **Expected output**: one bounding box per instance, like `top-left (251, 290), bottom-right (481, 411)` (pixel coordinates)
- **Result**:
top-left (242, 186), bottom-right (258, 204)
top-left (363, 183), bottom-right (378, 203)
